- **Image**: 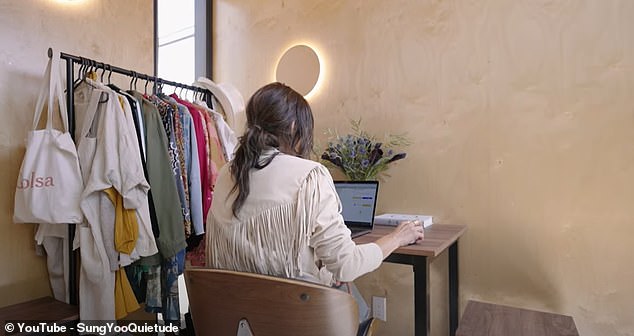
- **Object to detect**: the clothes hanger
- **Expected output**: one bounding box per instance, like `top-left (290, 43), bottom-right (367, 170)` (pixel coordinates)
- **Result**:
top-left (72, 57), bottom-right (86, 89)
top-left (86, 60), bottom-right (94, 79)
top-left (100, 63), bottom-right (106, 83)
top-left (83, 58), bottom-right (90, 78)
top-left (129, 71), bottom-right (136, 91)
top-left (106, 65), bottom-right (122, 92)
top-left (72, 58), bottom-right (99, 91)
top-left (156, 79), bottom-right (164, 95)
top-left (98, 64), bottom-right (110, 103)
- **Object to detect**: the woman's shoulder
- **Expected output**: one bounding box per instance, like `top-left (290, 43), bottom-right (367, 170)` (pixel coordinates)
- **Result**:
top-left (273, 153), bottom-right (328, 176)
top-left (216, 152), bottom-right (332, 195)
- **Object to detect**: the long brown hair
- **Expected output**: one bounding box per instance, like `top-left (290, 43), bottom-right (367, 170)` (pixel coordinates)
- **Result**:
top-left (229, 82), bottom-right (314, 217)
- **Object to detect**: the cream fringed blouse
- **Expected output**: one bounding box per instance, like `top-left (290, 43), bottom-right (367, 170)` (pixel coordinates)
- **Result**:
top-left (205, 149), bottom-right (383, 285)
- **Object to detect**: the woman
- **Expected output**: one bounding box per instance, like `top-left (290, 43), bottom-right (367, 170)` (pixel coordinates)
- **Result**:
top-left (205, 82), bottom-right (424, 287)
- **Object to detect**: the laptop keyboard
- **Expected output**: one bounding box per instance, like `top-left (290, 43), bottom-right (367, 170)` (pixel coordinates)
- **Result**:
top-left (350, 228), bottom-right (371, 238)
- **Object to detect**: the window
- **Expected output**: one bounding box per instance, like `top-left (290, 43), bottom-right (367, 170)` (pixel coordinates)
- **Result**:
top-left (157, 0), bottom-right (195, 85)
top-left (156, 0), bottom-right (211, 85)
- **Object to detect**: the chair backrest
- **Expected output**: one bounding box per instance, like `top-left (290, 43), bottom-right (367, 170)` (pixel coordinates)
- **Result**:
top-left (184, 268), bottom-right (359, 336)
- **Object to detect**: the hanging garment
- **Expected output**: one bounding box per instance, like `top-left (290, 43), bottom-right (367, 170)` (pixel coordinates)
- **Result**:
top-left (73, 81), bottom-right (116, 321)
top-left (169, 98), bottom-right (197, 238)
top-left (210, 106), bottom-right (238, 162)
top-left (104, 187), bottom-right (138, 255)
top-left (117, 94), bottom-right (157, 265)
top-left (110, 85), bottom-right (147, 159)
top-left (34, 223), bottom-right (69, 303)
top-left (195, 101), bottom-right (222, 183)
top-left (74, 79), bottom-right (150, 321)
top-left (186, 235), bottom-right (206, 267)
top-left (151, 96), bottom-right (191, 238)
top-left (105, 186), bottom-right (141, 320)
top-left (161, 249), bottom-right (185, 324)
top-left (196, 106), bottom-right (212, 217)
top-left (119, 88), bottom-right (161, 240)
top-left (169, 98), bottom-right (191, 236)
top-left (144, 265), bottom-right (163, 313)
top-left (133, 93), bottom-right (185, 256)
top-left (170, 94), bottom-right (209, 232)
top-left (114, 268), bottom-right (140, 319)
top-left (195, 99), bottom-right (238, 163)
top-left (100, 184), bottom-right (125, 272)
top-left (130, 92), bottom-right (186, 260)
top-left (125, 264), bottom-right (148, 303)
top-left (118, 89), bottom-right (147, 159)
top-left (165, 96), bottom-right (204, 238)
top-left (196, 107), bottom-right (214, 202)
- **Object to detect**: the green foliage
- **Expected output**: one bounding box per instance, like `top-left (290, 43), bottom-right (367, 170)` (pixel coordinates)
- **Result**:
top-left (321, 119), bottom-right (410, 181)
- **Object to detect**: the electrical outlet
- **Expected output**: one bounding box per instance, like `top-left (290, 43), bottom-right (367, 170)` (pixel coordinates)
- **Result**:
top-left (372, 296), bottom-right (387, 321)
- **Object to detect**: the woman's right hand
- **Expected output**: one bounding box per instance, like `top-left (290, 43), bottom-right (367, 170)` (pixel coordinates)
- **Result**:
top-left (375, 220), bottom-right (425, 258)
top-left (391, 220), bottom-right (425, 246)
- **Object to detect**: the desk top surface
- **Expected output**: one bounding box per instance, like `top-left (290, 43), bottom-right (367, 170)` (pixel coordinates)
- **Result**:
top-left (353, 224), bottom-right (467, 257)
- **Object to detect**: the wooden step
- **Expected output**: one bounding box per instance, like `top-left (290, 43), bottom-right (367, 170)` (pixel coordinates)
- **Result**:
top-left (456, 300), bottom-right (578, 336)
top-left (0, 297), bottom-right (78, 334)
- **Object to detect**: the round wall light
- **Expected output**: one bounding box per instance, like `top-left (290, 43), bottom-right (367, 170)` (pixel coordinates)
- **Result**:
top-left (275, 44), bottom-right (321, 97)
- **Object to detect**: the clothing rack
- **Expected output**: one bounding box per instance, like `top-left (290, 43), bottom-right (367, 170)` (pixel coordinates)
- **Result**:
top-left (47, 48), bottom-right (213, 306)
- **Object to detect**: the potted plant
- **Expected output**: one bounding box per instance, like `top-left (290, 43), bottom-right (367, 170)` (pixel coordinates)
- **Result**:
top-left (320, 119), bottom-right (410, 181)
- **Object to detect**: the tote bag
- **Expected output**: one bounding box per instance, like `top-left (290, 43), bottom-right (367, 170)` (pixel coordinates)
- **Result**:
top-left (13, 51), bottom-right (83, 224)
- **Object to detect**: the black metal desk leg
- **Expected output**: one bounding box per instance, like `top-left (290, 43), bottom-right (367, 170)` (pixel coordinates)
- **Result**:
top-left (413, 256), bottom-right (430, 336)
top-left (449, 242), bottom-right (459, 336)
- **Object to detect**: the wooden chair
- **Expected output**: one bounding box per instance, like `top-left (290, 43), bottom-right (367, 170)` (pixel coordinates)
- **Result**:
top-left (184, 268), bottom-right (362, 336)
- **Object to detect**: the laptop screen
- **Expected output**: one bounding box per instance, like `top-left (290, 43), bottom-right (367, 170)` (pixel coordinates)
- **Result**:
top-left (333, 181), bottom-right (379, 228)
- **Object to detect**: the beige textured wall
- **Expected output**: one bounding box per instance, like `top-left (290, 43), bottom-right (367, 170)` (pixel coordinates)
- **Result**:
top-left (213, 1), bottom-right (634, 335)
top-left (0, 0), bottom-right (153, 307)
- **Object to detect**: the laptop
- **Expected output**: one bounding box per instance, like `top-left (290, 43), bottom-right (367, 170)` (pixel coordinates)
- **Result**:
top-left (333, 180), bottom-right (379, 238)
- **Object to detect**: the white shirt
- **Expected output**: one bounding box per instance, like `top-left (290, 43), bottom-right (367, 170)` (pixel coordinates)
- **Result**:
top-left (206, 149), bottom-right (383, 285)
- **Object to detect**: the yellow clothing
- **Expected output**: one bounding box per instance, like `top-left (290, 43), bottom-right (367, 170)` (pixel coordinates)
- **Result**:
top-left (104, 187), bottom-right (141, 319)
top-left (114, 269), bottom-right (140, 319)
top-left (104, 185), bottom-right (138, 255)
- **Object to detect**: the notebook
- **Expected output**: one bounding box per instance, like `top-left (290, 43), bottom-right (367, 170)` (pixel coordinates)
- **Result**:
top-left (333, 180), bottom-right (379, 238)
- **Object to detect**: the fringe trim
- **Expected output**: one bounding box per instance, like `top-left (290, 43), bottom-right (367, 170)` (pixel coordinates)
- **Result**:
top-left (207, 166), bottom-right (324, 279)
